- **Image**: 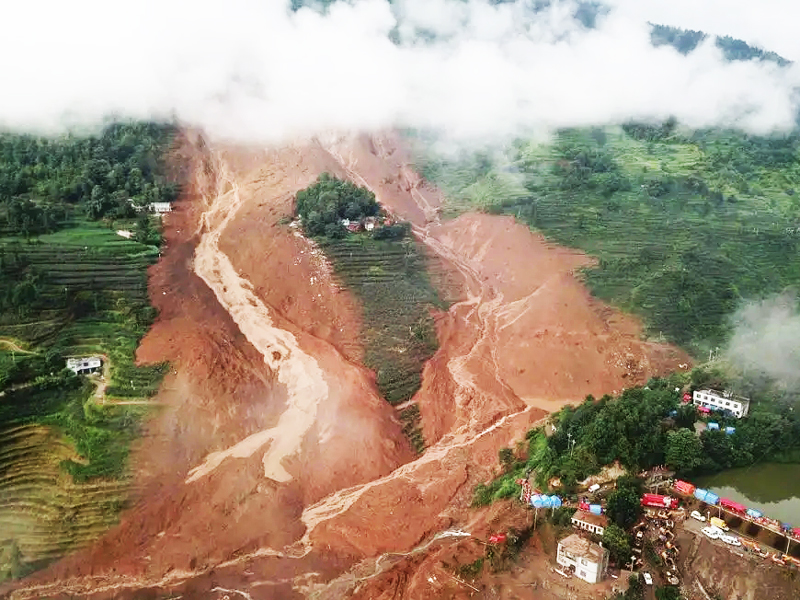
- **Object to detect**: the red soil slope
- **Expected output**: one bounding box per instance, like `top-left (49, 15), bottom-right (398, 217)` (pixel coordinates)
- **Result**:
top-left (3, 132), bottom-right (689, 600)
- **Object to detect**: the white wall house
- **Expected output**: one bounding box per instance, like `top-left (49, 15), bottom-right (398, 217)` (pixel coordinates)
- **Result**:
top-left (66, 357), bottom-right (102, 375)
top-left (571, 510), bottom-right (608, 536)
top-left (148, 202), bottom-right (172, 215)
top-left (692, 389), bottom-right (750, 418)
top-left (556, 534), bottom-right (609, 584)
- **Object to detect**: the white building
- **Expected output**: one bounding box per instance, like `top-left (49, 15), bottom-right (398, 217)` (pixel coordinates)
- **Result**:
top-left (571, 510), bottom-right (608, 536)
top-left (692, 389), bottom-right (750, 418)
top-left (148, 202), bottom-right (172, 215)
top-left (556, 534), bottom-right (609, 584)
top-left (66, 357), bottom-right (102, 375)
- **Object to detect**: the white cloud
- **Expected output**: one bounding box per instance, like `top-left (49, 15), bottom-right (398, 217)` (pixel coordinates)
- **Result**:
top-left (1, 0), bottom-right (799, 142)
top-left (610, 0), bottom-right (800, 61)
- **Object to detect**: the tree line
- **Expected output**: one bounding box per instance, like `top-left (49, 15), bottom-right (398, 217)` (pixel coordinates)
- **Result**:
top-left (0, 122), bottom-right (176, 234)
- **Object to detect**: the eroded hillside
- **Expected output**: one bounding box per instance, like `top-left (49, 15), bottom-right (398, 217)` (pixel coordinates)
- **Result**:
top-left (3, 132), bottom-right (689, 599)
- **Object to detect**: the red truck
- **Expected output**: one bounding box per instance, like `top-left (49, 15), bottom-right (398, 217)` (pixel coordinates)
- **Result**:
top-left (641, 493), bottom-right (679, 509)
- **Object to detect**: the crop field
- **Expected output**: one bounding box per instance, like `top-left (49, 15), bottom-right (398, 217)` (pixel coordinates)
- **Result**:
top-left (0, 222), bottom-right (164, 580)
top-left (317, 234), bottom-right (445, 452)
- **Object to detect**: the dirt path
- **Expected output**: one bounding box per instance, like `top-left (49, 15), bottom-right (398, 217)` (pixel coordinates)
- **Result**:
top-left (189, 154), bottom-right (329, 484)
top-left (0, 338), bottom-right (34, 354)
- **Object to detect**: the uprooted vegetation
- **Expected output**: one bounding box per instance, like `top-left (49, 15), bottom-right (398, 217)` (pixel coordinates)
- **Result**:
top-left (0, 122), bottom-right (175, 581)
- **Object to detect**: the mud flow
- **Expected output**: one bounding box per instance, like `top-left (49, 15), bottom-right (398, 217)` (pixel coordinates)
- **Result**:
top-left (3, 132), bottom-right (689, 599)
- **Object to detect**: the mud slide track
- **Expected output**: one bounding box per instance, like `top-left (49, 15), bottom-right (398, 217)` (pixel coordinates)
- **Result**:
top-left (188, 154), bottom-right (329, 483)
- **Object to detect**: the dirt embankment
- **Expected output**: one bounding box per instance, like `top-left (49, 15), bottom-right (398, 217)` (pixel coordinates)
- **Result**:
top-left (677, 530), bottom-right (800, 600)
top-left (4, 132), bottom-right (689, 600)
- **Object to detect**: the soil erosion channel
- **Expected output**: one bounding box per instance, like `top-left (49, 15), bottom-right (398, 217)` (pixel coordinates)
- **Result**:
top-left (4, 133), bottom-right (688, 600)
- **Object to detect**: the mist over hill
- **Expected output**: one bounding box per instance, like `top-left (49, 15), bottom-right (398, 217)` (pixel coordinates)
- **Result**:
top-left (2, 0), bottom-right (799, 142)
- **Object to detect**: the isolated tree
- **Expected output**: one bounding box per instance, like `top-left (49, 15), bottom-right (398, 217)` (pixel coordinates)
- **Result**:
top-left (606, 485), bottom-right (642, 530)
top-left (665, 428), bottom-right (703, 474)
top-left (499, 447), bottom-right (515, 473)
top-left (602, 524), bottom-right (632, 565)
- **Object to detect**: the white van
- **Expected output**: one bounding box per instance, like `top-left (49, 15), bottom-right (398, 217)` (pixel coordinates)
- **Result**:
top-left (588, 483), bottom-right (601, 493)
top-left (721, 535), bottom-right (742, 547)
top-left (690, 510), bottom-right (706, 522)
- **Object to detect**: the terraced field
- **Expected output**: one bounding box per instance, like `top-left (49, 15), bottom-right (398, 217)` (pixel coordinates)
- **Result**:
top-left (0, 223), bottom-right (165, 579)
top-left (0, 425), bottom-right (129, 580)
top-left (317, 234), bottom-right (445, 453)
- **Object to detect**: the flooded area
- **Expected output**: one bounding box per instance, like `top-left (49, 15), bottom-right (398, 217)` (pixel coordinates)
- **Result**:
top-left (696, 463), bottom-right (800, 524)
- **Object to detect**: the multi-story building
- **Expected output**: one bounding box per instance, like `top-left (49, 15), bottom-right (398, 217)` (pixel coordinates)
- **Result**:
top-left (692, 389), bottom-right (750, 418)
top-left (556, 533), bottom-right (609, 584)
top-left (571, 510), bottom-right (608, 536)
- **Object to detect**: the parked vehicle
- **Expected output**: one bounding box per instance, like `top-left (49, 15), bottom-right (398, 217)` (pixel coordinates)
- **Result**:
top-left (690, 510), bottom-right (706, 522)
top-left (588, 483), bottom-right (601, 493)
top-left (642, 572), bottom-right (653, 585)
top-left (710, 517), bottom-right (729, 531)
top-left (702, 526), bottom-right (722, 540)
top-left (721, 535), bottom-right (742, 547)
top-left (641, 493), bottom-right (679, 509)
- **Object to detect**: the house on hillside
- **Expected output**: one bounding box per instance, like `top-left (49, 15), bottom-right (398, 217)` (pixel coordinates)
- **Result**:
top-left (148, 202), bottom-right (172, 215)
top-left (692, 389), bottom-right (750, 418)
top-left (571, 510), bottom-right (608, 536)
top-left (66, 357), bottom-right (102, 375)
top-left (364, 216), bottom-right (377, 231)
top-left (556, 534), bottom-right (609, 584)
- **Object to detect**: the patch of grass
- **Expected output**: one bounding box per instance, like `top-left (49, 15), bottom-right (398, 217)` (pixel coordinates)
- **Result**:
top-left (318, 235), bottom-right (444, 405)
top-left (455, 557), bottom-right (484, 580)
top-left (399, 403), bottom-right (425, 455)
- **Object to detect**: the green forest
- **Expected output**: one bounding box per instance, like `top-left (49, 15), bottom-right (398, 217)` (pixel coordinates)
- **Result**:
top-left (416, 124), bottom-right (800, 354)
top-left (0, 121), bottom-right (174, 580)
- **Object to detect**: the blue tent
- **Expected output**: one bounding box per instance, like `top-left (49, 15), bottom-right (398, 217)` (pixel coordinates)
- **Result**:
top-left (725, 426), bottom-right (736, 435)
top-left (707, 422), bottom-right (720, 431)
top-left (746, 508), bottom-right (763, 519)
top-left (694, 488), bottom-right (720, 505)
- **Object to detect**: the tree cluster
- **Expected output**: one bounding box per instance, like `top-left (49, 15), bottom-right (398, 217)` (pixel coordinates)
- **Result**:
top-left (0, 122), bottom-right (176, 230)
top-left (295, 173), bottom-right (379, 237)
top-left (536, 375), bottom-right (800, 488)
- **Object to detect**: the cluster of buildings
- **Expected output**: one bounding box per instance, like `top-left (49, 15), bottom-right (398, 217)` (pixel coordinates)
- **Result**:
top-left (340, 215), bottom-right (391, 233)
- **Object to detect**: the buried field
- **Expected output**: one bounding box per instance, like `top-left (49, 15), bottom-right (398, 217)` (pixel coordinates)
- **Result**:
top-left (4, 133), bottom-right (690, 599)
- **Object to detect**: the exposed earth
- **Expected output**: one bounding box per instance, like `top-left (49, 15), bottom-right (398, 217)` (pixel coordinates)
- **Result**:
top-left (2, 132), bottom-right (691, 599)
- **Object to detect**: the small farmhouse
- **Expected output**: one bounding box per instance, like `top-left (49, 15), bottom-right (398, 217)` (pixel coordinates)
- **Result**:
top-left (66, 357), bottom-right (102, 375)
top-left (148, 202), bottom-right (172, 215)
top-left (556, 533), bottom-right (609, 584)
top-left (692, 389), bottom-right (750, 418)
top-left (571, 510), bottom-right (608, 536)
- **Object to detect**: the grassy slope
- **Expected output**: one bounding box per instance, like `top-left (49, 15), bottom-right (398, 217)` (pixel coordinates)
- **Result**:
top-left (0, 221), bottom-right (164, 580)
top-left (317, 234), bottom-right (444, 454)
top-left (415, 126), bottom-right (800, 355)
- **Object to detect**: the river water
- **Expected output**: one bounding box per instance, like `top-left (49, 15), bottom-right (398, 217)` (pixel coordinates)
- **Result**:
top-left (696, 463), bottom-right (800, 525)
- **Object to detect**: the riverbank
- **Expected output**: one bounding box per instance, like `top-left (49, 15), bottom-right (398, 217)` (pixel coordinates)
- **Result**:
top-left (696, 463), bottom-right (800, 525)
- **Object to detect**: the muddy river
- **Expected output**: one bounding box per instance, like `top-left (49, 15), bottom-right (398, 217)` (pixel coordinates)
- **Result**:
top-left (696, 463), bottom-right (800, 524)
